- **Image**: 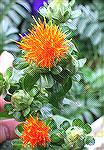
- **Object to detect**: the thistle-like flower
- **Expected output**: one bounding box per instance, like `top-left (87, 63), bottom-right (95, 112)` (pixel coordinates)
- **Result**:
top-left (18, 17), bottom-right (69, 68)
top-left (21, 115), bottom-right (51, 149)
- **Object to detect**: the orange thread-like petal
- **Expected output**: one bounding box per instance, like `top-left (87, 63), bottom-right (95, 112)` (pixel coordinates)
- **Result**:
top-left (21, 115), bottom-right (51, 149)
top-left (18, 18), bottom-right (69, 68)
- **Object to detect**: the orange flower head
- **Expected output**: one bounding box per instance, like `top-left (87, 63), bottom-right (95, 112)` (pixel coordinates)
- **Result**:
top-left (21, 115), bottom-right (51, 149)
top-left (18, 17), bottom-right (69, 68)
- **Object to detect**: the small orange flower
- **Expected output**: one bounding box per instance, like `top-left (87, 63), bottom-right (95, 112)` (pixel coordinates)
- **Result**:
top-left (18, 17), bottom-right (69, 68)
top-left (21, 115), bottom-right (51, 149)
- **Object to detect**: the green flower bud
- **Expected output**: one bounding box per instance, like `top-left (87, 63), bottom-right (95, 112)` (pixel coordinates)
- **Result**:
top-left (11, 90), bottom-right (33, 111)
top-left (47, 0), bottom-right (70, 22)
top-left (65, 126), bottom-right (84, 145)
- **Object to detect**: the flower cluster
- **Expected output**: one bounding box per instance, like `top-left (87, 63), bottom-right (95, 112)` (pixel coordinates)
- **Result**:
top-left (21, 115), bottom-right (51, 149)
top-left (18, 17), bottom-right (69, 68)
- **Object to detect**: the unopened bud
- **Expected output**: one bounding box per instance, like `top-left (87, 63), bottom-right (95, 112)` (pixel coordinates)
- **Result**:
top-left (11, 90), bottom-right (33, 111)
top-left (65, 126), bottom-right (84, 145)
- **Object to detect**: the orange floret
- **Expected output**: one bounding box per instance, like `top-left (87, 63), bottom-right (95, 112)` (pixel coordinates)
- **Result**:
top-left (18, 17), bottom-right (69, 68)
top-left (21, 115), bottom-right (51, 149)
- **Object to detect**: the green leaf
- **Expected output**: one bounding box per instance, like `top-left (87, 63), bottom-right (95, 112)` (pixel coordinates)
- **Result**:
top-left (71, 10), bottom-right (82, 19)
top-left (49, 77), bottom-right (72, 106)
top-left (60, 121), bottom-right (71, 130)
top-left (11, 68), bottom-right (24, 83)
top-left (58, 77), bottom-right (72, 97)
top-left (0, 73), bottom-right (9, 96)
top-left (13, 112), bottom-right (21, 120)
top-left (85, 136), bottom-right (95, 145)
top-left (31, 100), bottom-right (42, 112)
top-left (72, 119), bottom-right (84, 128)
top-left (44, 118), bottom-right (57, 130)
top-left (0, 73), bottom-right (3, 80)
top-left (4, 103), bottom-right (13, 112)
top-left (19, 77), bottom-right (24, 89)
top-left (23, 71), bottom-right (40, 92)
top-left (12, 139), bottom-right (22, 150)
top-left (13, 58), bottom-right (29, 70)
top-left (66, 59), bottom-right (78, 75)
top-left (69, 42), bottom-right (78, 53)
top-left (51, 66), bottom-right (62, 75)
top-left (69, 0), bottom-right (75, 6)
top-left (83, 123), bottom-right (92, 134)
top-left (64, 10), bottom-right (70, 21)
top-left (0, 112), bottom-right (13, 119)
top-left (30, 87), bottom-right (39, 97)
top-left (72, 74), bottom-right (81, 82)
top-left (23, 107), bottom-right (30, 117)
top-left (78, 58), bottom-right (87, 68)
top-left (5, 67), bottom-right (13, 80)
top-left (51, 129), bottom-right (64, 143)
top-left (74, 138), bottom-right (85, 149)
top-left (53, 115), bottom-right (70, 127)
top-left (40, 74), bottom-right (54, 88)
top-left (52, 69), bottom-right (69, 84)
top-left (15, 124), bottom-right (23, 137)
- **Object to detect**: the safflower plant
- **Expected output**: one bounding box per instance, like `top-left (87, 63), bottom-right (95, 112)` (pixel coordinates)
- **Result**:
top-left (0, 0), bottom-right (95, 149)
